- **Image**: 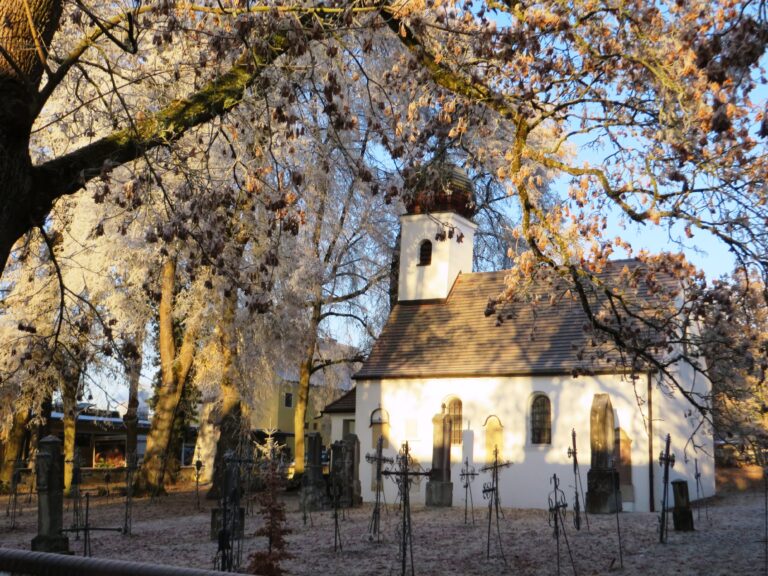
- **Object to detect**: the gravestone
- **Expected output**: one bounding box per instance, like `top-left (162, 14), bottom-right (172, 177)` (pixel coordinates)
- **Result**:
top-left (615, 427), bottom-right (634, 506)
top-left (426, 408), bottom-right (453, 507)
top-left (672, 479), bottom-right (694, 531)
top-left (301, 433), bottom-right (328, 510)
top-left (31, 436), bottom-right (70, 553)
top-left (343, 434), bottom-right (361, 506)
top-left (330, 434), bottom-right (361, 508)
top-left (586, 394), bottom-right (621, 514)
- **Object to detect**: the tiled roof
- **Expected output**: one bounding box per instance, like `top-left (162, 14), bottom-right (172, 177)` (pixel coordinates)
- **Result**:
top-left (354, 260), bottom-right (673, 380)
top-left (322, 387), bottom-right (356, 414)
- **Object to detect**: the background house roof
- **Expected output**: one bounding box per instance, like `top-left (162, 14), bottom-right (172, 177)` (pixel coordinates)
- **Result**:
top-left (322, 387), bottom-right (356, 414)
top-left (354, 259), bottom-right (674, 380)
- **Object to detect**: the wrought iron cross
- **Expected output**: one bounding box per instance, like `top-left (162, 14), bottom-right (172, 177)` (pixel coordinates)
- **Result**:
top-left (365, 435), bottom-right (394, 541)
top-left (194, 448), bottom-right (204, 511)
top-left (459, 457), bottom-right (478, 525)
top-left (479, 446), bottom-right (511, 563)
top-left (123, 451), bottom-right (137, 535)
top-left (382, 441), bottom-right (431, 576)
top-left (65, 451), bottom-right (81, 538)
top-left (658, 433), bottom-right (676, 544)
top-left (567, 428), bottom-right (588, 531)
top-left (548, 473), bottom-right (576, 576)
top-left (6, 458), bottom-right (25, 530)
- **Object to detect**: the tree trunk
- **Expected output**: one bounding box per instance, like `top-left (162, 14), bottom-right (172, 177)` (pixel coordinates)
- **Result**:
top-left (0, 0), bottom-right (63, 273)
top-left (293, 303), bottom-right (321, 476)
top-left (193, 402), bottom-right (219, 484)
top-left (61, 375), bottom-right (79, 495)
top-left (206, 381), bottom-right (243, 500)
top-left (206, 293), bottom-right (243, 500)
top-left (122, 333), bottom-right (144, 461)
top-left (389, 228), bottom-right (401, 310)
top-left (0, 410), bottom-right (30, 489)
top-left (135, 258), bottom-right (196, 495)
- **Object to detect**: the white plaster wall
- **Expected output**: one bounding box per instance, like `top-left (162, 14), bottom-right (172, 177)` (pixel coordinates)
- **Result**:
top-left (355, 371), bottom-right (714, 512)
top-left (398, 212), bottom-right (477, 301)
top-left (651, 364), bottom-right (715, 510)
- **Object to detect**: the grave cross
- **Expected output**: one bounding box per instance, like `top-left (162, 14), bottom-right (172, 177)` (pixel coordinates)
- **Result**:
top-left (694, 458), bottom-right (709, 522)
top-left (658, 433), bottom-right (675, 544)
top-left (459, 457), bottom-right (478, 525)
top-left (608, 457), bottom-right (624, 569)
top-left (365, 435), bottom-right (393, 541)
top-left (382, 441), bottom-right (431, 576)
top-left (548, 474), bottom-right (576, 576)
top-left (60, 493), bottom-right (123, 557)
top-left (67, 450), bottom-right (83, 540)
top-left (123, 451), bottom-right (137, 535)
top-left (6, 458), bottom-right (25, 530)
top-left (479, 445), bottom-right (511, 563)
top-left (214, 451), bottom-right (253, 572)
top-left (567, 428), bottom-right (588, 531)
top-left (194, 449), bottom-right (204, 511)
top-left (331, 470), bottom-right (344, 552)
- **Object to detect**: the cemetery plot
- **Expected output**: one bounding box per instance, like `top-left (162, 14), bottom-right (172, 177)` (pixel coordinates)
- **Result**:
top-left (0, 484), bottom-right (761, 575)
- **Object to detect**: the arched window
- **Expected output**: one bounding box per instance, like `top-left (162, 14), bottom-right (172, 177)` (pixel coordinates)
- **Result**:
top-left (370, 407), bottom-right (390, 450)
top-left (531, 394), bottom-right (551, 445)
top-left (483, 415), bottom-right (504, 463)
top-left (418, 240), bottom-right (432, 266)
top-left (447, 398), bottom-right (462, 445)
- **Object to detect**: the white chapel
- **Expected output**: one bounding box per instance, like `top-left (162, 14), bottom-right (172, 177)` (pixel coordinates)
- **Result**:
top-left (350, 167), bottom-right (715, 513)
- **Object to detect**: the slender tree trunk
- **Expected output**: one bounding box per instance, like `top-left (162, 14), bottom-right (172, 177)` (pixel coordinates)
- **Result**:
top-left (61, 374), bottom-right (79, 494)
top-left (206, 293), bottom-right (243, 500)
top-left (135, 258), bottom-right (196, 495)
top-left (293, 303), bottom-right (321, 476)
top-left (122, 333), bottom-right (144, 460)
top-left (389, 229), bottom-right (401, 309)
top-left (0, 410), bottom-right (30, 489)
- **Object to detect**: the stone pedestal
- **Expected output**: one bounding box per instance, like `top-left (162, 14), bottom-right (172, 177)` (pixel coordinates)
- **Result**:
top-left (586, 468), bottom-right (621, 514)
top-left (425, 480), bottom-right (454, 507)
top-left (672, 480), bottom-right (694, 531)
top-left (329, 434), bottom-right (362, 508)
top-left (301, 433), bottom-right (328, 511)
top-left (426, 411), bottom-right (453, 507)
top-left (31, 436), bottom-right (70, 554)
top-left (343, 434), bottom-right (362, 507)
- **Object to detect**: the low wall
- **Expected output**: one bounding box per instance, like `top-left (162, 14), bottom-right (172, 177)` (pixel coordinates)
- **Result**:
top-left (0, 548), bottom-right (223, 576)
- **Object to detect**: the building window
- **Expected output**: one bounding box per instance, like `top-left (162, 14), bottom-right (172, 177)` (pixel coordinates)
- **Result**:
top-left (284, 392), bottom-right (293, 408)
top-left (447, 398), bottom-right (462, 445)
top-left (531, 394), bottom-right (551, 445)
top-left (370, 408), bottom-right (390, 450)
top-left (483, 415), bottom-right (503, 463)
top-left (418, 240), bottom-right (432, 266)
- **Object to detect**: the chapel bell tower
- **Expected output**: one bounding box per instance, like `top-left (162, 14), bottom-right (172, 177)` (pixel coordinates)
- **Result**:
top-left (397, 164), bottom-right (477, 302)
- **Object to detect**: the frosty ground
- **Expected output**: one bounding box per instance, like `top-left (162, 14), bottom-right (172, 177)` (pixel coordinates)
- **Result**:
top-left (0, 483), bottom-right (761, 575)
